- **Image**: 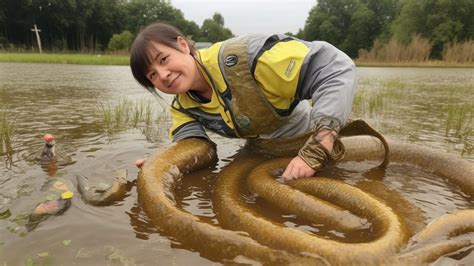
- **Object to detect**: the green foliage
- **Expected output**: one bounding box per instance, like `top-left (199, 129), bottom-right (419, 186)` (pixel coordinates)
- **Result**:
top-left (200, 12), bottom-right (234, 43)
top-left (391, 0), bottom-right (473, 58)
top-left (303, 0), bottom-right (398, 57)
top-left (1, 0), bottom-right (472, 58)
top-left (108, 31), bottom-right (133, 51)
top-left (0, 0), bottom-right (200, 52)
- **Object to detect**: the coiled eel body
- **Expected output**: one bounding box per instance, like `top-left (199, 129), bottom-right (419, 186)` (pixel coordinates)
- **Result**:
top-left (138, 136), bottom-right (473, 264)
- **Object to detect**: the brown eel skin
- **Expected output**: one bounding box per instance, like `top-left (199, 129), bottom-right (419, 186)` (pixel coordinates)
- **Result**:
top-left (138, 135), bottom-right (473, 265)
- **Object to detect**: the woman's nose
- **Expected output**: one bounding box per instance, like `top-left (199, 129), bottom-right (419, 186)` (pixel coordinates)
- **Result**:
top-left (157, 67), bottom-right (171, 81)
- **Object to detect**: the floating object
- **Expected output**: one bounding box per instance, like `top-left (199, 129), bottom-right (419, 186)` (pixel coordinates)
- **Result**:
top-left (43, 134), bottom-right (54, 144)
top-left (61, 191), bottom-right (74, 199)
top-left (135, 159), bottom-right (145, 168)
top-left (41, 133), bottom-right (56, 159)
top-left (26, 195), bottom-right (72, 231)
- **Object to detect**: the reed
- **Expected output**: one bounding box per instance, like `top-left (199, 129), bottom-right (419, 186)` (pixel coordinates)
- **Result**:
top-left (368, 93), bottom-right (384, 114)
top-left (380, 79), bottom-right (406, 102)
top-left (358, 34), bottom-right (431, 63)
top-left (353, 90), bottom-right (365, 111)
top-left (352, 78), bottom-right (410, 122)
top-left (0, 109), bottom-right (16, 166)
top-left (445, 103), bottom-right (473, 138)
top-left (97, 96), bottom-right (166, 136)
top-left (98, 101), bottom-right (113, 129)
top-left (442, 40), bottom-right (474, 63)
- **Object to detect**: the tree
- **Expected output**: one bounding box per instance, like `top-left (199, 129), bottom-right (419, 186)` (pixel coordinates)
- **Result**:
top-left (362, 0), bottom-right (398, 42)
top-left (124, 0), bottom-right (201, 39)
top-left (303, 0), bottom-right (354, 47)
top-left (302, 0), bottom-right (398, 58)
top-left (391, 0), bottom-right (473, 58)
top-left (200, 12), bottom-right (233, 43)
top-left (341, 2), bottom-right (375, 55)
top-left (0, 0), bottom-right (7, 47)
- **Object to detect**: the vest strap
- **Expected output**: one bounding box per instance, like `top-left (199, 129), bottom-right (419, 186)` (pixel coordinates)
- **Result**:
top-left (219, 36), bottom-right (288, 138)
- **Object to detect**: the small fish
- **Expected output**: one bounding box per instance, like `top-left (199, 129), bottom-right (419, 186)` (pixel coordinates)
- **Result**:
top-left (76, 169), bottom-right (128, 206)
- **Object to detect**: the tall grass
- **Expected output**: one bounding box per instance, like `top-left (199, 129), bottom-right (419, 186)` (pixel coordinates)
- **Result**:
top-left (358, 34), bottom-right (431, 63)
top-left (0, 109), bottom-right (16, 167)
top-left (98, 96), bottom-right (168, 141)
top-left (353, 79), bottom-right (408, 118)
top-left (368, 93), bottom-right (384, 114)
top-left (442, 40), bottom-right (474, 63)
top-left (445, 104), bottom-right (473, 138)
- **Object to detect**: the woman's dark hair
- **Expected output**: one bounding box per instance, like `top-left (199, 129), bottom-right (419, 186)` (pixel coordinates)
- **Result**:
top-left (130, 22), bottom-right (196, 93)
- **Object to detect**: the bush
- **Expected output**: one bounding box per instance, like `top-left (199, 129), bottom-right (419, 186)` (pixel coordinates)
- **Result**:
top-left (108, 31), bottom-right (133, 51)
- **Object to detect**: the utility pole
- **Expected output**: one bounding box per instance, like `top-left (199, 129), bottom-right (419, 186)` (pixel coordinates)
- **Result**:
top-left (31, 24), bottom-right (43, 53)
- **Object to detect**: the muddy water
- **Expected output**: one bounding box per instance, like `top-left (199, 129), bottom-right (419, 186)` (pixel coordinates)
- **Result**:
top-left (0, 63), bottom-right (472, 265)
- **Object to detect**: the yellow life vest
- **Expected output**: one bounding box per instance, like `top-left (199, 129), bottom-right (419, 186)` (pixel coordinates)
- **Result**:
top-left (170, 35), bottom-right (309, 139)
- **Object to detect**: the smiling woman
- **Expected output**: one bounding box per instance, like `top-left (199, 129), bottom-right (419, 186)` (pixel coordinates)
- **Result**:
top-left (144, 38), bottom-right (206, 96)
top-left (130, 21), bottom-right (362, 181)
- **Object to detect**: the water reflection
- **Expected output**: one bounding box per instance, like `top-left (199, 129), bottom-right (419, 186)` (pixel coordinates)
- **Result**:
top-left (354, 67), bottom-right (473, 159)
top-left (0, 63), bottom-right (472, 265)
top-left (126, 202), bottom-right (160, 240)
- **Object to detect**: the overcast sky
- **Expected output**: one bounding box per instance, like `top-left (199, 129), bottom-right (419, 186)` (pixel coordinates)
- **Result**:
top-left (170, 0), bottom-right (316, 36)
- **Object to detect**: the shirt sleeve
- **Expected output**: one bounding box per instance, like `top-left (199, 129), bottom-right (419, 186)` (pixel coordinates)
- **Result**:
top-left (296, 40), bottom-right (357, 130)
top-left (169, 104), bottom-right (210, 142)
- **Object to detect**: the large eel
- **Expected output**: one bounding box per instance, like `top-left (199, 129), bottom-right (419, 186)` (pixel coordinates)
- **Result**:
top-left (216, 157), bottom-right (408, 264)
top-left (138, 136), bottom-right (473, 264)
top-left (138, 139), bottom-right (325, 264)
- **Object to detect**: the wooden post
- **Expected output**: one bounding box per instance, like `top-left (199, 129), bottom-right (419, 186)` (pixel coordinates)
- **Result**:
top-left (31, 24), bottom-right (43, 54)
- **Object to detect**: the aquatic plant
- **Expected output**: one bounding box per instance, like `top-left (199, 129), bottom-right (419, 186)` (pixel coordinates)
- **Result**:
top-left (97, 96), bottom-right (168, 141)
top-left (352, 89), bottom-right (365, 111)
top-left (378, 79), bottom-right (407, 105)
top-left (368, 93), bottom-right (384, 115)
top-left (445, 103), bottom-right (473, 138)
top-left (0, 109), bottom-right (17, 167)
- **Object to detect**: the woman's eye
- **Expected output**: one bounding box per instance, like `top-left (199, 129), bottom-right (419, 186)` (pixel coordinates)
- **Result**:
top-left (148, 71), bottom-right (157, 80)
top-left (160, 56), bottom-right (169, 64)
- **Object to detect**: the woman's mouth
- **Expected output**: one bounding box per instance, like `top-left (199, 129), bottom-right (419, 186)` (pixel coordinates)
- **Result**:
top-left (168, 74), bottom-right (181, 88)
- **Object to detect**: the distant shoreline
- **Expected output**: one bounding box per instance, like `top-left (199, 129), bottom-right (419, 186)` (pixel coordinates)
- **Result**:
top-left (354, 60), bottom-right (474, 68)
top-left (0, 52), bottom-right (472, 68)
top-left (0, 52), bottom-right (129, 65)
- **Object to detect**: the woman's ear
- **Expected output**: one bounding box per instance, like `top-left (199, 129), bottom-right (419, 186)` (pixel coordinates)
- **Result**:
top-left (176, 36), bottom-right (190, 54)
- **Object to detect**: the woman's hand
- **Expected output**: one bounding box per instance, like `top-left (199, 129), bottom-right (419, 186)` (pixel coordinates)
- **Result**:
top-left (282, 156), bottom-right (316, 181)
top-left (282, 129), bottom-right (336, 181)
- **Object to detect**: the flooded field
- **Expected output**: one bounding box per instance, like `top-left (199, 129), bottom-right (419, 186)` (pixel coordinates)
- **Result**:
top-left (0, 62), bottom-right (473, 265)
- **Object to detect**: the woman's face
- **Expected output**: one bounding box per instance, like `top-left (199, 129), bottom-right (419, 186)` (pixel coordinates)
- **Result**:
top-left (146, 37), bottom-right (197, 95)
